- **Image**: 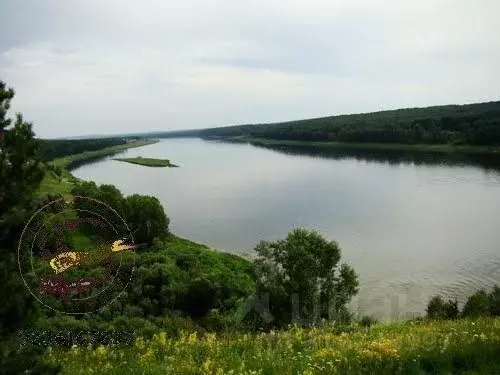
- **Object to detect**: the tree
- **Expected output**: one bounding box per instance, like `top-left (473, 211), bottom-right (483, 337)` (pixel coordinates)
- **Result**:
top-left (252, 228), bottom-right (358, 328)
top-left (426, 296), bottom-right (459, 320)
top-left (490, 285), bottom-right (500, 316)
top-left (462, 290), bottom-right (491, 318)
top-left (0, 81), bottom-right (44, 334)
top-left (124, 194), bottom-right (170, 243)
top-left (0, 81), bottom-right (52, 373)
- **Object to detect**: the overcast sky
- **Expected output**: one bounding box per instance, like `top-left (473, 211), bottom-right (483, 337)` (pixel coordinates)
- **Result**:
top-left (1, 0), bottom-right (499, 138)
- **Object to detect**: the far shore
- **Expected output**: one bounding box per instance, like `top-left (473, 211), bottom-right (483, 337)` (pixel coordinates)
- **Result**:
top-left (219, 136), bottom-right (500, 155)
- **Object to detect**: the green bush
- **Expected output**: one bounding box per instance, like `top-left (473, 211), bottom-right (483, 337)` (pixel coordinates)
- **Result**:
top-left (426, 296), bottom-right (459, 320)
top-left (462, 290), bottom-right (491, 318)
top-left (359, 315), bottom-right (377, 328)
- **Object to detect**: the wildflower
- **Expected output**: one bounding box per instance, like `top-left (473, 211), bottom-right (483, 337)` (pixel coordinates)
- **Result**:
top-left (205, 333), bottom-right (216, 346)
top-left (94, 345), bottom-right (107, 358)
top-left (314, 348), bottom-right (339, 360)
top-left (154, 332), bottom-right (167, 346)
top-left (135, 337), bottom-right (145, 350)
top-left (188, 332), bottom-right (197, 344)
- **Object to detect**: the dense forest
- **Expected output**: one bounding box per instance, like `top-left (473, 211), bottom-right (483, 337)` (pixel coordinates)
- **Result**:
top-left (196, 101), bottom-right (500, 145)
top-left (38, 138), bottom-right (127, 161)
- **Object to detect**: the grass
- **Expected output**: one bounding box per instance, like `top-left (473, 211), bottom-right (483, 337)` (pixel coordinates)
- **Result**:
top-left (37, 139), bottom-right (158, 197)
top-left (113, 156), bottom-right (178, 167)
top-left (43, 318), bottom-right (500, 374)
top-left (52, 139), bottom-right (158, 169)
top-left (37, 170), bottom-right (75, 197)
top-left (225, 136), bottom-right (500, 155)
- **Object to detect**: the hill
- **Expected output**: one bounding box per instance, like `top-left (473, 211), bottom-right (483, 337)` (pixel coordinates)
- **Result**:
top-left (196, 101), bottom-right (500, 146)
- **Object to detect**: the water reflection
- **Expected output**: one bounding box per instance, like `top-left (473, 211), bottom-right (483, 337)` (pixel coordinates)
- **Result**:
top-left (67, 150), bottom-right (128, 170)
top-left (238, 141), bottom-right (500, 172)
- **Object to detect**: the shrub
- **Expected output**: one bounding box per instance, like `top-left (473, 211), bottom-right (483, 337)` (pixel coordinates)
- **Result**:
top-left (462, 290), bottom-right (491, 318)
top-left (426, 296), bottom-right (459, 320)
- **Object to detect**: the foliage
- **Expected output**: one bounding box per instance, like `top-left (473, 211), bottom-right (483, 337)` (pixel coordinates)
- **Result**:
top-left (0, 81), bottom-right (45, 335)
top-left (491, 285), bottom-right (500, 316)
top-left (51, 139), bottom-right (157, 170)
top-left (38, 138), bottom-right (127, 161)
top-left (359, 315), bottom-right (378, 328)
top-left (0, 81), bottom-right (47, 373)
top-left (123, 194), bottom-right (170, 243)
top-left (70, 181), bottom-right (170, 243)
top-left (462, 290), bottom-right (492, 318)
top-left (426, 286), bottom-right (500, 320)
top-left (426, 296), bottom-right (459, 320)
top-left (43, 318), bottom-right (500, 375)
top-left (198, 101), bottom-right (500, 146)
top-left (27, 235), bottom-right (255, 337)
top-left (253, 228), bottom-right (358, 328)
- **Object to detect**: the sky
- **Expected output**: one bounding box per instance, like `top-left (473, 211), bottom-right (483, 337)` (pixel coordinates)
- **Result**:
top-left (1, 0), bottom-right (499, 138)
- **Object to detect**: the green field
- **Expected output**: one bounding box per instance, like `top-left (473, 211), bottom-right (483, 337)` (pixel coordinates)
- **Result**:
top-left (114, 156), bottom-right (178, 167)
top-left (44, 318), bottom-right (500, 374)
top-left (226, 136), bottom-right (500, 155)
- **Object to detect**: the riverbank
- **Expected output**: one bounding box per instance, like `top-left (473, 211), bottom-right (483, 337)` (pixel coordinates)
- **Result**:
top-left (37, 139), bottom-right (158, 196)
top-left (222, 136), bottom-right (500, 155)
top-left (52, 139), bottom-right (158, 169)
top-left (114, 156), bottom-right (178, 167)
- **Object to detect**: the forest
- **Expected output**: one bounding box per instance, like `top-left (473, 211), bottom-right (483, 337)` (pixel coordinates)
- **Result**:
top-left (38, 138), bottom-right (128, 161)
top-left (197, 101), bottom-right (500, 145)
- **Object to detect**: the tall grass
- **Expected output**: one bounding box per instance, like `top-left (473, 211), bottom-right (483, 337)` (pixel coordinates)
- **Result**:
top-left (44, 318), bottom-right (500, 374)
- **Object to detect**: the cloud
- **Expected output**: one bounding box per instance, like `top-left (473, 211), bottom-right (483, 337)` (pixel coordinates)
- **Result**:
top-left (0, 0), bottom-right (499, 137)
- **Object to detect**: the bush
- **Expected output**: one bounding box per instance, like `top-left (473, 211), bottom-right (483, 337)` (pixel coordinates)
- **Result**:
top-left (426, 296), bottom-right (459, 320)
top-left (490, 285), bottom-right (500, 316)
top-left (462, 290), bottom-right (491, 318)
top-left (359, 315), bottom-right (377, 328)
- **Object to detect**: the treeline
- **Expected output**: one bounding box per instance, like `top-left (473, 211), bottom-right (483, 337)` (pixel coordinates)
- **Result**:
top-left (38, 138), bottom-right (127, 161)
top-left (198, 101), bottom-right (500, 145)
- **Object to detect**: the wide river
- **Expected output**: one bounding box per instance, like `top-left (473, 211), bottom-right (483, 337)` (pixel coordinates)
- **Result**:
top-left (73, 138), bottom-right (500, 319)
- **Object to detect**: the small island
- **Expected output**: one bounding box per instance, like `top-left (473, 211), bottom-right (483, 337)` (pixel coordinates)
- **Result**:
top-left (113, 156), bottom-right (178, 167)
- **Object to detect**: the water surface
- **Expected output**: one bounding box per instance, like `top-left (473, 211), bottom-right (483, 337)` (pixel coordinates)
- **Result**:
top-left (73, 139), bottom-right (500, 319)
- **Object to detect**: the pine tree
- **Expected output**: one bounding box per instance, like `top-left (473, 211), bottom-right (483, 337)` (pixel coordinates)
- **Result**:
top-left (0, 80), bottom-right (44, 333)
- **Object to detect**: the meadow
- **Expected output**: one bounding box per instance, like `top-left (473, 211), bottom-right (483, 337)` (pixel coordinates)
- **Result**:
top-left (44, 318), bottom-right (500, 374)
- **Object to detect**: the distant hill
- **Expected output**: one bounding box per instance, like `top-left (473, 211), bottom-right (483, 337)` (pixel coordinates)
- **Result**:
top-left (196, 101), bottom-right (500, 146)
top-left (60, 101), bottom-right (500, 146)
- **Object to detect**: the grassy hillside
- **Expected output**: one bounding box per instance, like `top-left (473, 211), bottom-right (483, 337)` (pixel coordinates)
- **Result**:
top-left (44, 318), bottom-right (500, 374)
top-left (37, 139), bottom-right (158, 197)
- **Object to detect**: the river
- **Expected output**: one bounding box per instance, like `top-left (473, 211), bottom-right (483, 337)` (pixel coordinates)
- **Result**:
top-left (72, 138), bottom-right (500, 319)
